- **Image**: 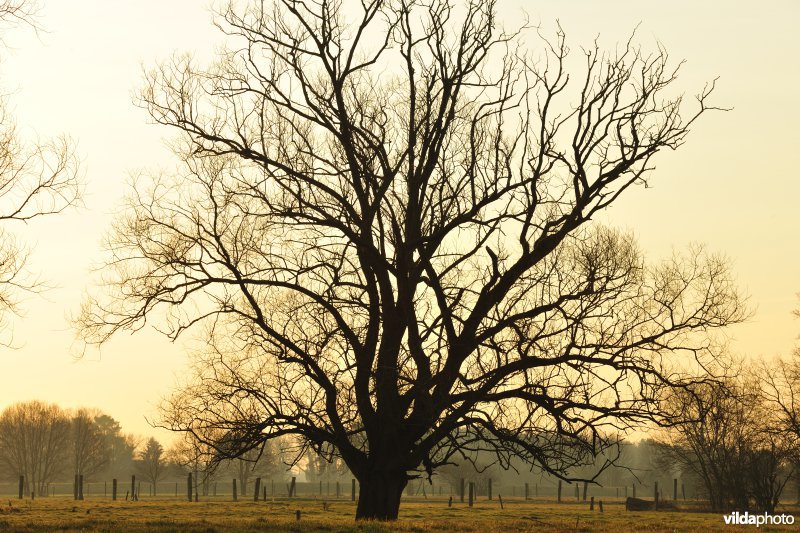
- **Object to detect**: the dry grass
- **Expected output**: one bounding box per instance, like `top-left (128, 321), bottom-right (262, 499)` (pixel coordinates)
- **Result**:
top-left (0, 496), bottom-right (795, 532)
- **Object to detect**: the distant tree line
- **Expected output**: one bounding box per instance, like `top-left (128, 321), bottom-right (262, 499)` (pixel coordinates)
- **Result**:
top-left (0, 402), bottom-right (134, 495)
top-left (0, 401), bottom-right (290, 496)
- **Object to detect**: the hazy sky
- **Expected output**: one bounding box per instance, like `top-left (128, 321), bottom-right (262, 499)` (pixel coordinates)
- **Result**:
top-left (0, 0), bottom-right (797, 441)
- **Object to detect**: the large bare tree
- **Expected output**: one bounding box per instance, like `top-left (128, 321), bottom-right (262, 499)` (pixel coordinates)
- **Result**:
top-left (80, 0), bottom-right (744, 519)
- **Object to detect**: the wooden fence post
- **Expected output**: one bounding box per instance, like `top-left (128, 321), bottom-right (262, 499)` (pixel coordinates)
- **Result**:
top-left (18, 475), bottom-right (23, 499)
top-left (488, 478), bottom-right (492, 500)
top-left (112, 478), bottom-right (117, 501)
top-left (582, 481), bottom-right (588, 501)
top-left (673, 478), bottom-right (678, 500)
top-left (468, 482), bottom-right (474, 507)
top-left (557, 480), bottom-right (562, 503)
top-left (590, 496), bottom-right (594, 511)
top-left (232, 478), bottom-right (238, 501)
top-left (524, 482), bottom-right (529, 500)
top-left (254, 478), bottom-right (261, 502)
top-left (351, 479), bottom-right (356, 501)
top-left (654, 481), bottom-right (659, 510)
top-left (131, 475), bottom-right (136, 501)
top-left (289, 476), bottom-right (296, 497)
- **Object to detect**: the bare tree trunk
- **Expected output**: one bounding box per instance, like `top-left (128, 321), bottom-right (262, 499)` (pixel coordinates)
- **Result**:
top-left (355, 469), bottom-right (408, 520)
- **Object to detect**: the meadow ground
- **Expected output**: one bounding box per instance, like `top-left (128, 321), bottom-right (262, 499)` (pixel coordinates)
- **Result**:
top-left (0, 495), bottom-right (795, 532)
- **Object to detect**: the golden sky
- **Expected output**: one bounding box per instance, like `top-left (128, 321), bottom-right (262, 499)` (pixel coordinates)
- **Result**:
top-left (0, 0), bottom-right (797, 440)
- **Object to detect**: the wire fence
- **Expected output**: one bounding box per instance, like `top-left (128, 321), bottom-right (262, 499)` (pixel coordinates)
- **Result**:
top-left (0, 477), bottom-right (692, 502)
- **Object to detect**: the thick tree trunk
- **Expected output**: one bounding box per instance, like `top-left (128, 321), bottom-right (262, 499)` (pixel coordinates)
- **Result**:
top-left (355, 469), bottom-right (408, 520)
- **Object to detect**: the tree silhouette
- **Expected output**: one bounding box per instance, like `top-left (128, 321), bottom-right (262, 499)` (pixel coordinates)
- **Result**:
top-left (167, 431), bottom-right (219, 497)
top-left (94, 414), bottom-right (136, 479)
top-left (70, 408), bottom-right (111, 481)
top-left (135, 437), bottom-right (165, 495)
top-left (0, 400), bottom-right (69, 496)
top-left (658, 367), bottom-right (793, 513)
top-left (81, 0), bottom-right (744, 519)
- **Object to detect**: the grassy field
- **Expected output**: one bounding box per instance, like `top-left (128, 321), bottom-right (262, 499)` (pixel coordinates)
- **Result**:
top-left (0, 496), bottom-right (795, 532)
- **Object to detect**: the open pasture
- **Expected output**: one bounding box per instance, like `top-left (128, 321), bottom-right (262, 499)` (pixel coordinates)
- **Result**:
top-left (0, 496), bottom-right (793, 532)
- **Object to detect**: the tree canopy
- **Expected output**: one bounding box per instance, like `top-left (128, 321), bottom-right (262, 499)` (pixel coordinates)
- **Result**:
top-left (80, 0), bottom-right (745, 519)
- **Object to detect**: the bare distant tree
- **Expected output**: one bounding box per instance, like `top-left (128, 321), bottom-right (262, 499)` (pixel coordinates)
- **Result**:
top-left (760, 356), bottom-right (800, 491)
top-left (70, 409), bottom-right (111, 481)
top-left (0, 0), bottom-right (80, 341)
top-left (439, 456), bottom-right (498, 497)
top-left (0, 400), bottom-right (69, 495)
top-left (135, 437), bottom-right (165, 494)
top-left (167, 432), bottom-right (219, 497)
top-left (81, 0), bottom-right (744, 519)
top-left (760, 337), bottom-right (800, 453)
top-left (303, 448), bottom-right (349, 483)
top-left (228, 445), bottom-right (282, 496)
top-left (658, 370), bottom-right (793, 513)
